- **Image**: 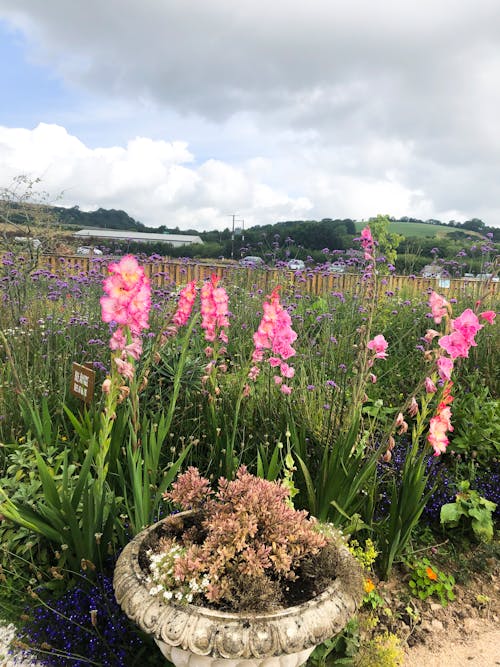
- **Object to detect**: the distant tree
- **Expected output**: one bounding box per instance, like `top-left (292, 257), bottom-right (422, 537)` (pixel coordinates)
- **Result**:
top-left (462, 218), bottom-right (485, 233)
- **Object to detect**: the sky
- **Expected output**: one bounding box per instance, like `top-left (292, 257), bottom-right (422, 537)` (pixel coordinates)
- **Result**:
top-left (0, 0), bottom-right (499, 231)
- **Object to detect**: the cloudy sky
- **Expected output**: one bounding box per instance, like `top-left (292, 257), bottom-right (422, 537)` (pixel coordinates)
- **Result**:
top-left (0, 0), bottom-right (499, 230)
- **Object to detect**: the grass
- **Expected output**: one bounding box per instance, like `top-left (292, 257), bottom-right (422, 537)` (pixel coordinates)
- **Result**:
top-left (354, 220), bottom-right (483, 239)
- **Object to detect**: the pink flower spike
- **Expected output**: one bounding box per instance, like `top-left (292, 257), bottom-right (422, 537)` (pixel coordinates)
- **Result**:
top-left (360, 226), bottom-right (375, 260)
top-left (367, 334), bottom-right (388, 359)
top-left (425, 377), bottom-right (437, 393)
top-left (173, 280), bottom-right (197, 327)
top-left (479, 310), bottom-right (496, 324)
top-left (437, 356), bottom-right (454, 382)
top-left (429, 291), bottom-right (449, 324)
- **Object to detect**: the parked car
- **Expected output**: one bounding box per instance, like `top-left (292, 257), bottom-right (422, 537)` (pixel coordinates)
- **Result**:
top-left (327, 262), bottom-right (346, 274)
top-left (287, 259), bottom-right (306, 271)
top-left (14, 236), bottom-right (42, 249)
top-left (239, 256), bottom-right (264, 267)
top-left (77, 246), bottom-right (103, 255)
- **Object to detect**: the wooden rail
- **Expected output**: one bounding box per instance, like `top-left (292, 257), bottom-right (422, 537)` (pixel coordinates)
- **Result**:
top-left (37, 255), bottom-right (499, 302)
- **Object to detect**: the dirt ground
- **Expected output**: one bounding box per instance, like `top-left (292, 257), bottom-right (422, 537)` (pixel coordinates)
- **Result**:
top-left (404, 618), bottom-right (500, 666)
top-left (366, 557), bottom-right (500, 667)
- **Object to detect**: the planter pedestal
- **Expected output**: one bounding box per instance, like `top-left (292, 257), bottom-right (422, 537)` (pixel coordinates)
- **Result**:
top-left (114, 517), bottom-right (361, 667)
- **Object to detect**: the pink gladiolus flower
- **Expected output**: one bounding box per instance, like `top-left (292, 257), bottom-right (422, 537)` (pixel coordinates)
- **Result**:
top-left (173, 280), bottom-right (197, 327)
top-left (248, 366), bottom-right (260, 381)
top-left (280, 384), bottom-right (292, 395)
top-left (110, 327), bottom-right (126, 351)
top-left (274, 375), bottom-right (283, 385)
top-left (428, 414), bottom-right (450, 456)
top-left (437, 356), bottom-right (454, 382)
top-left (424, 377), bottom-right (437, 393)
top-left (438, 382), bottom-right (454, 410)
top-left (127, 281), bottom-right (151, 333)
top-left (428, 404), bottom-right (454, 456)
top-left (100, 296), bottom-right (130, 326)
top-left (108, 255), bottom-right (145, 291)
top-left (280, 362), bottom-right (295, 379)
top-left (438, 331), bottom-right (470, 359)
top-left (369, 373), bottom-right (377, 383)
top-left (360, 226), bottom-right (375, 260)
top-left (424, 329), bottom-right (440, 343)
top-left (408, 396), bottom-right (419, 417)
top-left (480, 310), bottom-right (496, 324)
top-left (101, 255), bottom-right (151, 338)
top-left (102, 378), bottom-right (112, 394)
top-left (114, 357), bottom-right (135, 380)
top-left (123, 338), bottom-right (143, 361)
top-left (395, 412), bottom-right (408, 435)
top-left (252, 287), bottom-right (297, 389)
top-left (429, 291), bottom-right (449, 324)
top-left (367, 334), bottom-right (388, 359)
top-left (200, 275), bottom-right (229, 342)
top-left (439, 405), bottom-right (453, 431)
top-left (451, 308), bottom-right (482, 346)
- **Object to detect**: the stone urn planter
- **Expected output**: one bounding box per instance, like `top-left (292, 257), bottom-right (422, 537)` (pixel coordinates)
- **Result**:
top-left (114, 513), bottom-right (362, 667)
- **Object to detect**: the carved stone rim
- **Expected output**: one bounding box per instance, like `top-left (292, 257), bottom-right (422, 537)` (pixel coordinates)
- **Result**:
top-left (113, 513), bottom-right (361, 659)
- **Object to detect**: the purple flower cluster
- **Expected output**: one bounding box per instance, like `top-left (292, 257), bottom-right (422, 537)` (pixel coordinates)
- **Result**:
top-left (377, 442), bottom-right (500, 524)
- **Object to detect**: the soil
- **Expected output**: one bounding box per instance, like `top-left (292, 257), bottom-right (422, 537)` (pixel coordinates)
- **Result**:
top-left (361, 554), bottom-right (500, 667)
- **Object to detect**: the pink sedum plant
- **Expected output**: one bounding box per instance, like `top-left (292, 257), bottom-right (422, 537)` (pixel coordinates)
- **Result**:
top-left (147, 466), bottom-right (359, 611)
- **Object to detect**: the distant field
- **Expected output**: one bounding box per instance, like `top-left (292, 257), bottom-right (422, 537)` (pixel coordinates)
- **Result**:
top-left (354, 221), bottom-right (475, 238)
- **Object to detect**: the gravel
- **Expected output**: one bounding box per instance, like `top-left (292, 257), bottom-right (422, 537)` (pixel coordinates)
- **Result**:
top-left (0, 623), bottom-right (43, 667)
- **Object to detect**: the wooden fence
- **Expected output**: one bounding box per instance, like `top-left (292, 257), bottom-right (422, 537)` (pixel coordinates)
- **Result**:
top-left (39, 255), bottom-right (499, 302)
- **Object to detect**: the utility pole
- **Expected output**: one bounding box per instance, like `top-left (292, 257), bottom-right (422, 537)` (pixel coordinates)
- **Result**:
top-left (228, 213), bottom-right (243, 259)
top-left (231, 214), bottom-right (236, 260)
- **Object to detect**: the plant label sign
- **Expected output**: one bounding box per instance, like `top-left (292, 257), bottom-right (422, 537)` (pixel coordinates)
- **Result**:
top-left (70, 362), bottom-right (95, 404)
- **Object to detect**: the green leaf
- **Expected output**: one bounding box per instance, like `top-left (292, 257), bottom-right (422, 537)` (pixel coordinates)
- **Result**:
top-left (34, 450), bottom-right (62, 511)
top-left (440, 502), bottom-right (464, 526)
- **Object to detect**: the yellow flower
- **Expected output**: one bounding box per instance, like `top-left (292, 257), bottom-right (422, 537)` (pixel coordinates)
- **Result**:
top-left (426, 566), bottom-right (438, 581)
top-left (364, 578), bottom-right (375, 594)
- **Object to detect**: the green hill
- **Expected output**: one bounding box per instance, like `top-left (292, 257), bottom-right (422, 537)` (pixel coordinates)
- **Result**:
top-left (354, 220), bottom-right (482, 239)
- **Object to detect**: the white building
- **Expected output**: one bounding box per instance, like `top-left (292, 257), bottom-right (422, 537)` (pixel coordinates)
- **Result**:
top-left (73, 229), bottom-right (203, 247)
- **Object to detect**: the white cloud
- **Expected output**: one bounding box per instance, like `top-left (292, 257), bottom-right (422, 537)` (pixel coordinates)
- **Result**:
top-left (0, 123), bottom-right (317, 230)
top-left (0, 1), bottom-right (500, 226)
